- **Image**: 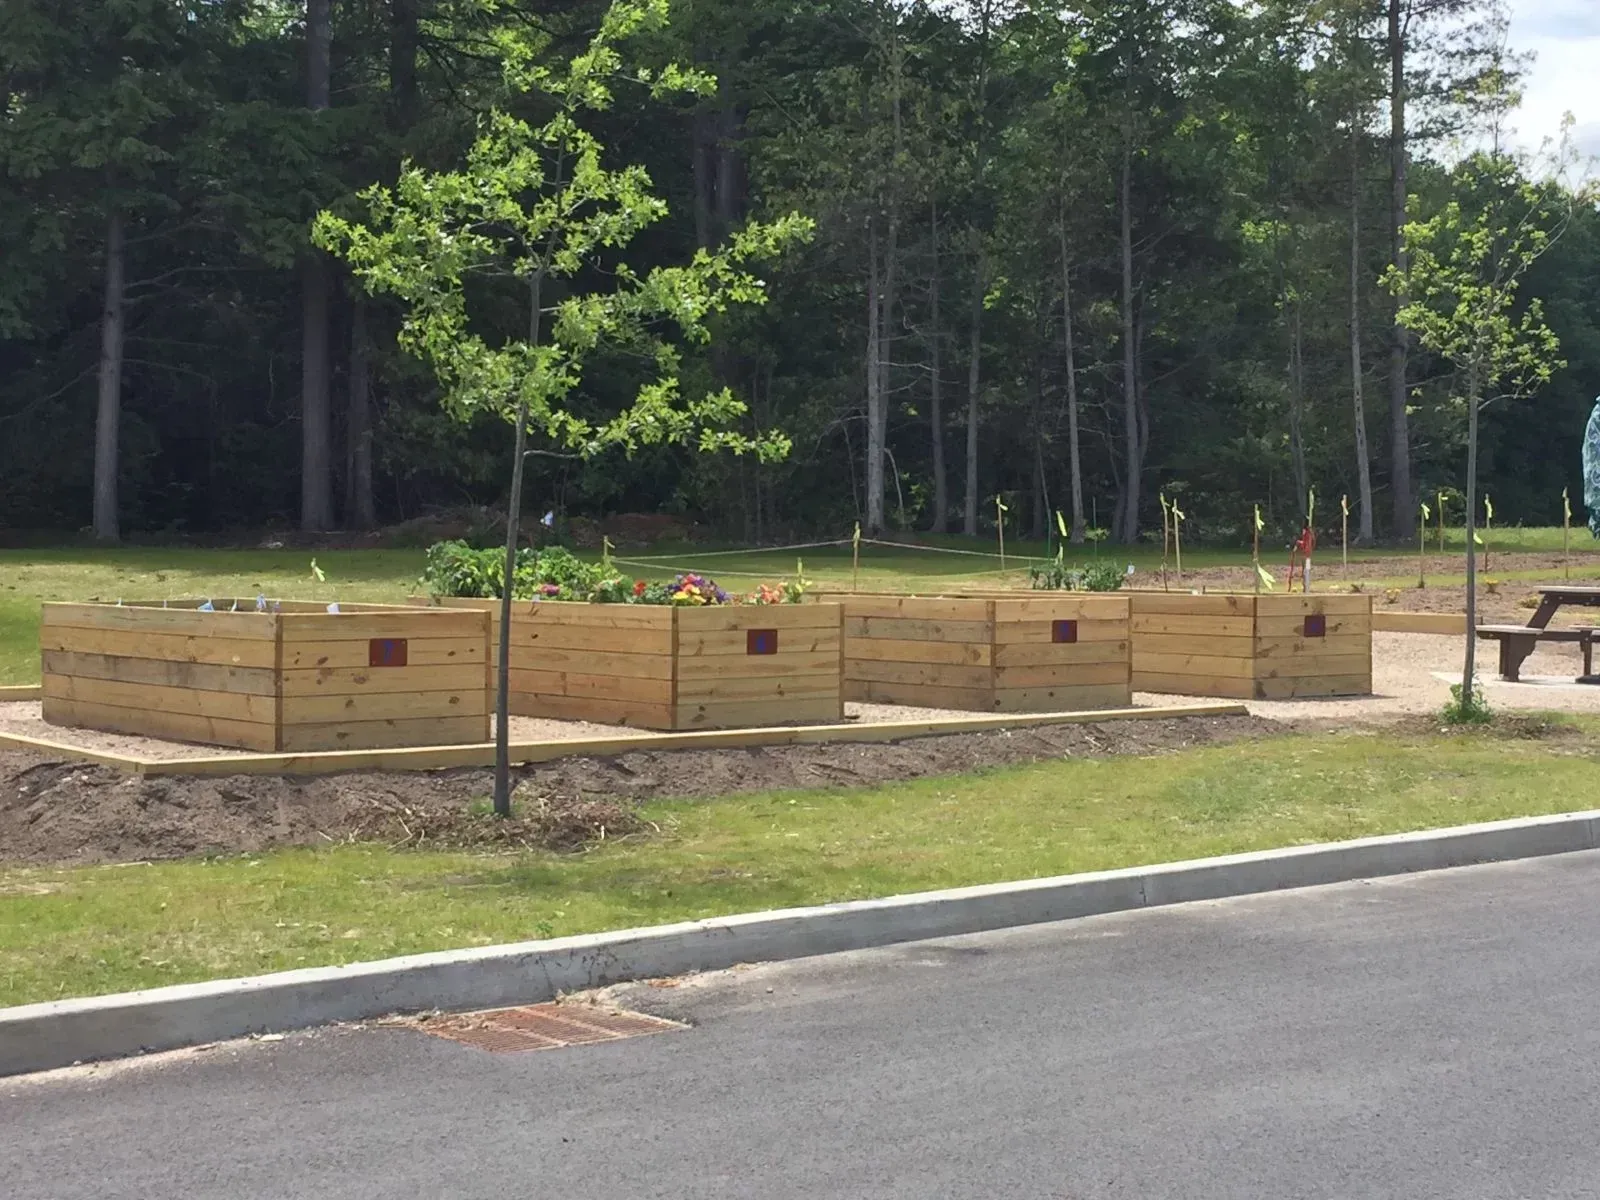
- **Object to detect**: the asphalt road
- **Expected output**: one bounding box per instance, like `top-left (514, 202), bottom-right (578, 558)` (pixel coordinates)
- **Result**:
top-left (8, 851), bottom-right (1600, 1199)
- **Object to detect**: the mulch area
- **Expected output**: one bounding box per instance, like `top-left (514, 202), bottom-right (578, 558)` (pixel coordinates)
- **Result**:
top-left (0, 714), bottom-right (1274, 866)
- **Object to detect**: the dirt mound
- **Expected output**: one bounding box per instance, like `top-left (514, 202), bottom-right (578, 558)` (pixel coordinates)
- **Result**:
top-left (0, 714), bottom-right (1274, 866)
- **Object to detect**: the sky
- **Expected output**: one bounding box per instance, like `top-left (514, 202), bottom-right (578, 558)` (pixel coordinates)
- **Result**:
top-left (1506, 0), bottom-right (1600, 158)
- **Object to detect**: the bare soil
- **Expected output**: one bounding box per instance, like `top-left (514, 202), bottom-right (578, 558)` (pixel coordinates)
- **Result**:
top-left (1178, 551), bottom-right (1588, 624)
top-left (0, 714), bottom-right (1273, 866)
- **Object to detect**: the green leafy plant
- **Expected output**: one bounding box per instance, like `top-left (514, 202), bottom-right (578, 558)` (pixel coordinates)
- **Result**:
top-left (1029, 556), bottom-right (1124, 592)
top-left (1442, 682), bottom-right (1492, 726)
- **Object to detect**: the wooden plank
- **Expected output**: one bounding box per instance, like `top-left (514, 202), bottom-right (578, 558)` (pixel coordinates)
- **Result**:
top-left (505, 668), bottom-right (673, 706)
top-left (1126, 631), bottom-right (1252, 657)
top-left (1131, 651), bottom-right (1255, 680)
top-left (843, 616), bottom-right (993, 643)
top-left (846, 659), bottom-right (995, 691)
top-left (422, 597), bottom-right (675, 630)
top-left (991, 640), bottom-right (1129, 668)
top-left (675, 672), bottom-right (840, 702)
top-left (504, 624), bottom-right (675, 655)
top-left (677, 650), bottom-right (841, 679)
top-left (1130, 614), bottom-right (1256, 638)
top-left (1255, 595), bottom-right (1372, 618)
top-left (1253, 674), bottom-right (1371, 700)
top-left (1252, 634), bottom-right (1371, 660)
top-left (992, 662), bottom-right (1130, 689)
top-left (508, 645), bottom-right (671, 680)
top-left (1373, 611), bottom-right (1467, 635)
top-left (991, 596), bottom-right (1131, 622)
top-left (1128, 593), bottom-right (1255, 617)
top-left (675, 604), bottom-right (843, 633)
top-left (41, 650), bottom-right (277, 697)
top-left (278, 610), bottom-right (486, 641)
top-left (280, 687), bottom-right (487, 725)
top-left (1254, 655), bottom-right (1372, 681)
top-left (42, 603), bottom-right (276, 639)
top-left (1130, 672), bottom-right (1254, 700)
top-left (1254, 613), bottom-right (1370, 638)
top-left (42, 674), bottom-right (277, 723)
top-left (0, 685), bottom-right (42, 701)
top-left (280, 636), bottom-right (487, 671)
top-left (994, 618), bottom-right (1130, 645)
top-left (839, 596), bottom-right (992, 622)
top-left (674, 696), bottom-right (844, 729)
top-left (279, 715), bottom-right (491, 753)
top-left (279, 664), bottom-right (489, 698)
top-left (844, 680), bottom-right (994, 712)
top-left (41, 696), bottom-right (277, 751)
top-left (506, 692), bottom-right (675, 729)
top-left (39, 627), bottom-right (278, 669)
top-left (844, 637), bottom-right (992, 667)
top-left (991, 682), bottom-right (1133, 712)
top-left (676, 629), bottom-right (841, 657)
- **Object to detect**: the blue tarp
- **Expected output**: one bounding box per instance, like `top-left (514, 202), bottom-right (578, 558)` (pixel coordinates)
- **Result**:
top-left (1586, 398), bottom-right (1600, 538)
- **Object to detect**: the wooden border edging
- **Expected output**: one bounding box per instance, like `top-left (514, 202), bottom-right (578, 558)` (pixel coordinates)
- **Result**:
top-left (0, 685), bottom-right (42, 701)
top-left (1372, 612), bottom-right (1467, 636)
top-left (0, 702), bottom-right (1248, 778)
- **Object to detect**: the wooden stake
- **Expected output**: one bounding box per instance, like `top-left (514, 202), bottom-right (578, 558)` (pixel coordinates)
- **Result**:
top-left (1563, 488), bottom-right (1572, 580)
top-left (1160, 493), bottom-right (1171, 591)
top-left (1437, 490), bottom-right (1446, 554)
top-left (1171, 499), bottom-right (1184, 582)
top-left (994, 496), bottom-right (1007, 573)
top-left (1418, 500), bottom-right (1429, 589)
top-left (1341, 494), bottom-right (1349, 580)
top-left (851, 521), bottom-right (861, 593)
top-left (1482, 494), bottom-right (1491, 572)
top-left (1252, 503), bottom-right (1262, 594)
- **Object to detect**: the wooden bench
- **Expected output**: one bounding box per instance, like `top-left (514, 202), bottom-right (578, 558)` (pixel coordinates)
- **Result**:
top-left (1475, 624), bottom-right (1598, 682)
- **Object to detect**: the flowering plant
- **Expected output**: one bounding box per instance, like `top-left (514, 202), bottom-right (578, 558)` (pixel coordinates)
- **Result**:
top-left (669, 572), bottom-right (731, 606)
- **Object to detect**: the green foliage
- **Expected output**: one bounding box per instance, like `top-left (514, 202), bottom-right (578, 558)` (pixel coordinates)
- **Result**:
top-left (312, 0), bottom-right (812, 466)
top-left (1029, 555), bottom-right (1125, 592)
top-left (1442, 682), bottom-right (1493, 726)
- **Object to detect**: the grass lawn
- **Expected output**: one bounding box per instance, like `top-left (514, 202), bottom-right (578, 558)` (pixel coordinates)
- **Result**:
top-left (3, 721), bottom-right (1597, 1007)
top-left (4, 529), bottom-right (1598, 683)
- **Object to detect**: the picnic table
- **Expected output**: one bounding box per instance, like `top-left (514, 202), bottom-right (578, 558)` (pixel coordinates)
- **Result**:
top-left (1476, 586), bottom-right (1600, 683)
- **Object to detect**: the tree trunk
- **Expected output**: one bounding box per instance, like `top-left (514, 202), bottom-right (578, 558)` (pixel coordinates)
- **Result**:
top-left (963, 249), bottom-right (983, 537)
top-left (1387, 0), bottom-right (1414, 541)
top-left (928, 201), bottom-right (948, 533)
top-left (865, 220), bottom-right (886, 533)
top-left (300, 0), bottom-right (334, 532)
top-left (93, 207), bottom-right (126, 542)
top-left (1118, 130), bottom-right (1140, 544)
top-left (1462, 375), bottom-right (1479, 700)
top-left (1289, 298), bottom-right (1309, 516)
top-left (1350, 112), bottom-right (1375, 543)
top-left (345, 296), bottom-right (376, 530)
top-left (692, 109), bottom-right (716, 249)
top-left (1060, 215), bottom-right (1085, 544)
top-left (388, 0), bottom-right (419, 128)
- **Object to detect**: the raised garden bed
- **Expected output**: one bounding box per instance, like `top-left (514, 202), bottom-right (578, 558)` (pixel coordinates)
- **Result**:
top-left (825, 594), bottom-right (1132, 712)
top-left (416, 598), bottom-right (844, 731)
top-left (41, 601), bottom-right (490, 751)
top-left (1129, 592), bottom-right (1373, 699)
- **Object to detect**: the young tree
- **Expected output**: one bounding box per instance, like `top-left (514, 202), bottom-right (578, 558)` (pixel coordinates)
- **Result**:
top-left (1386, 146), bottom-right (1577, 708)
top-left (315, 0), bottom-right (809, 815)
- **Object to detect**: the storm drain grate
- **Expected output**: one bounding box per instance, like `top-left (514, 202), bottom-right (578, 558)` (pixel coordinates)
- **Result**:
top-left (417, 1003), bottom-right (685, 1053)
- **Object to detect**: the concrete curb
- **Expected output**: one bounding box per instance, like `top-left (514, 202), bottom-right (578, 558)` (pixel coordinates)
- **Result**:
top-left (5, 809), bottom-right (1598, 1077)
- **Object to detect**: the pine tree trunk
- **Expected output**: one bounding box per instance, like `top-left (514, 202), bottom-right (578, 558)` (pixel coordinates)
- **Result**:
top-left (1290, 299), bottom-right (1309, 516)
top-left (865, 220), bottom-right (886, 533)
top-left (1387, 0), bottom-right (1414, 541)
top-left (928, 201), bottom-right (948, 533)
top-left (963, 250), bottom-right (983, 537)
top-left (300, 0), bottom-right (334, 532)
top-left (1060, 216), bottom-right (1085, 545)
top-left (92, 207), bottom-right (125, 543)
top-left (1462, 375), bottom-right (1479, 699)
top-left (388, 0), bottom-right (419, 128)
top-left (1350, 113), bottom-right (1375, 543)
top-left (1118, 131), bottom-right (1140, 544)
top-left (345, 297), bottom-right (376, 530)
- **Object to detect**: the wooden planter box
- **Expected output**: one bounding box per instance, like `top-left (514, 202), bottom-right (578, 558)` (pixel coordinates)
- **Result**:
top-left (1130, 592), bottom-right (1373, 699)
top-left (833, 594), bottom-right (1132, 712)
top-left (416, 598), bottom-right (844, 731)
top-left (41, 601), bottom-right (490, 752)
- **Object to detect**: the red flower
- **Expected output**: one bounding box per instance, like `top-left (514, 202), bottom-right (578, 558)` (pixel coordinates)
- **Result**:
top-left (633, 579), bottom-right (647, 596)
